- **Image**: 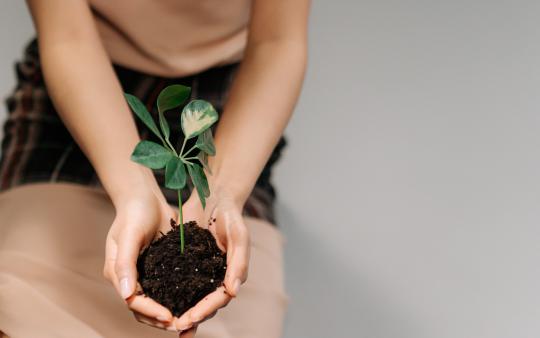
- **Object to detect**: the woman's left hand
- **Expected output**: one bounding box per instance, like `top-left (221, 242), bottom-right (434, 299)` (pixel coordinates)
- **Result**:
top-left (175, 187), bottom-right (250, 334)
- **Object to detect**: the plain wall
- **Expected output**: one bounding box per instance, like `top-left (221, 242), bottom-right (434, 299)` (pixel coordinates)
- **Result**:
top-left (2, 2), bottom-right (540, 338)
top-left (0, 1), bottom-right (33, 118)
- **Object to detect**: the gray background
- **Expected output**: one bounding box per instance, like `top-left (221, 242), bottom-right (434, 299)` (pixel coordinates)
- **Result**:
top-left (2, 1), bottom-right (540, 338)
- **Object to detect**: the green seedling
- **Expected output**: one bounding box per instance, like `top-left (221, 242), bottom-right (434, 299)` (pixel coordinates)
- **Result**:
top-left (125, 84), bottom-right (217, 254)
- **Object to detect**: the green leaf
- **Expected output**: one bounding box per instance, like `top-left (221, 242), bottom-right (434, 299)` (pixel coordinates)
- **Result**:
top-left (125, 94), bottom-right (163, 141)
top-left (131, 140), bottom-right (173, 169)
top-left (187, 163), bottom-right (210, 208)
top-left (165, 157), bottom-right (187, 189)
top-left (195, 129), bottom-right (216, 156)
top-left (158, 110), bottom-right (170, 141)
top-left (157, 85), bottom-right (191, 114)
top-left (197, 151), bottom-right (212, 175)
top-left (181, 100), bottom-right (218, 139)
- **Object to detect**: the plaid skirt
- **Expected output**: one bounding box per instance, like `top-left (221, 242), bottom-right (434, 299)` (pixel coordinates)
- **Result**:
top-left (0, 39), bottom-right (286, 224)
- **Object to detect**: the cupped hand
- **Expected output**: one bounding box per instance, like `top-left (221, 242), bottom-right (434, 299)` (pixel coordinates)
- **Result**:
top-left (102, 184), bottom-right (250, 335)
top-left (174, 187), bottom-right (250, 334)
top-left (103, 187), bottom-right (178, 330)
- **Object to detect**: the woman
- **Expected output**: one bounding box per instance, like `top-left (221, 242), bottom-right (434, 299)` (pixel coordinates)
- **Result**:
top-left (0, 0), bottom-right (309, 337)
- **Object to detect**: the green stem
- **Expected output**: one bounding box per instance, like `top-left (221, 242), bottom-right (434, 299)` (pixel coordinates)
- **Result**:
top-left (183, 156), bottom-right (198, 161)
top-left (155, 135), bottom-right (176, 156)
top-left (178, 189), bottom-right (184, 254)
top-left (165, 138), bottom-right (178, 156)
top-left (179, 137), bottom-right (188, 157)
top-left (183, 144), bottom-right (198, 157)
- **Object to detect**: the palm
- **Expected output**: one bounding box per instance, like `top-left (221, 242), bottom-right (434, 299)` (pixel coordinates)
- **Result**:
top-left (104, 191), bottom-right (179, 330)
top-left (181, 191), bottom-right (222, 248)
top-left (104, 189), bottom-right (249, 333)
top-left (173, 189), bottom-right (250, 332)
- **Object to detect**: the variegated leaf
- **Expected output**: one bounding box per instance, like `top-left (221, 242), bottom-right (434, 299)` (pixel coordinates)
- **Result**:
top-left (181, 100), bottom-right (218, 139)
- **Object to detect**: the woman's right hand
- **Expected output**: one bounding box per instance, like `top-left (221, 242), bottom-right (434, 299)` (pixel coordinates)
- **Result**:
top-left (103, 185), bottom-right (180, 331)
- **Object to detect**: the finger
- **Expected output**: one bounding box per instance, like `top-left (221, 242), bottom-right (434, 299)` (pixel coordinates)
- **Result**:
top-left (190, 286), bottom-right (231, 323)
top-left (179, 326), bottom-right (197, 338)
top-left (127, 293), bottom-right (173, 323)
top-left (175, 286), bottom-right (231, 330)
top-left (192, 286), bottom-right (231, 323)
top-left (106, 258), bottom-right (174, 323)
top-left (205, 209), bottom-right (225, 252)
top-left (114, 228), bottom-right (143, 299)
top-left (103, 235), bottom-right (118, 282)
top-left (104, 236), bottom-right (125, 297)
top-left (104, 261), bottom-right (121, 294)
top-left (196, 310), bottom-right (217, 323)
top-left (133, 312), bottom-right (177, 331)
top-left (224, 216), bottom-right (250, 297)
top-left (174, 308), bottom-right (195, 332)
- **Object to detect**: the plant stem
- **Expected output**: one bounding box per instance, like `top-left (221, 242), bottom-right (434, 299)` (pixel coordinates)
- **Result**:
top-left (179, 137), bottom-right (188, 157)
top-left (180, 159), bottom-right (193, 166)
top-left (165, 138), bottom-right (178, 156)
top-left (178, 189), bottom-right (184, 254)
top-left (183, 144), bottom-right (198, 157)
top-left (156, 135), bottom-right (176, 156)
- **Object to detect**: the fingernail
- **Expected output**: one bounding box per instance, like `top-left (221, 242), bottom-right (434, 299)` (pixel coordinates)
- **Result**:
top-left (120, 278), bottom-right (131, 299)
top-left (232, 279), bottom-right (241, 296)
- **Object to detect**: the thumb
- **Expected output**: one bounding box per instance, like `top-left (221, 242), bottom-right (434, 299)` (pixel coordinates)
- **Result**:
top-left (114, 228), bottom-right (142, 299)
top-left (223, 215), bottom-right (250, 297)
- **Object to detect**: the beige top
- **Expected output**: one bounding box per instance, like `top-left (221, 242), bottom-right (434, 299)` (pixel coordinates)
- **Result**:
top-left (90, 0), bottom-right (251, 77)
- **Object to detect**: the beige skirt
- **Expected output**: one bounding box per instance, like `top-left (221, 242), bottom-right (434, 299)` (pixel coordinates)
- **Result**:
top-left (0, 183), bottom-right (287, 338)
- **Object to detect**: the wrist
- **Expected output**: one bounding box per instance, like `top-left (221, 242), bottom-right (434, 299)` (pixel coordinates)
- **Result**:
top-left (207, 174), bottom-right (250, 209)
top-left (106, 165), bottom-right (165, 210)
top-left (206, 148), bottom-right (261, 209)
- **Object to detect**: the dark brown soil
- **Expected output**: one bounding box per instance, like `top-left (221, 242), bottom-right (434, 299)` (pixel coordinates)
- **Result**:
top-left (137, 220), bottom-right (226, 317)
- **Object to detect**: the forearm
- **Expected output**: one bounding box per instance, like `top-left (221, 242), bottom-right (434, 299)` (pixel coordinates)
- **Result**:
top-left (209, 40), bottom-right (307, 205)
top-left (42, 44), bottom-right (160, 206)
top-left (29, 0), bottom-right (162, 208)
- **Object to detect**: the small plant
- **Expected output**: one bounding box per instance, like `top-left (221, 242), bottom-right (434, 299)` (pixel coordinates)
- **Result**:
top-left (125, 84), bottom-right (217, 254)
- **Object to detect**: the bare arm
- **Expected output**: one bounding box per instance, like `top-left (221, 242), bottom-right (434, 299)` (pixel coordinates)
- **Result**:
top-left (175, 0), bottom-right (310, 334)
top-left (26, 0), bottom-right (162, 205)
top-left (27, 0), bottom-right (176, 326)
top-left (27, 0), bottom-right (309, 332)
top-left (209, 0), bottom-right (310, 205)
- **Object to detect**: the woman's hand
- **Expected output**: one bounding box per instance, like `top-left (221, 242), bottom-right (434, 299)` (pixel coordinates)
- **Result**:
top-left (174, 187), bottom-right (250, 334)
top-left (102, 182), bottom-right (250, 334)
top-left (103, 185), bottom-right (179, 330)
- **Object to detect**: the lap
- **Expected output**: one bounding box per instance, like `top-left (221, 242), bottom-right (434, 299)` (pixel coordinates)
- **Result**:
top-left (0, 183), bottom-right (287, 338)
